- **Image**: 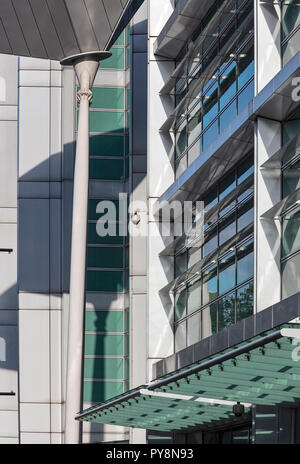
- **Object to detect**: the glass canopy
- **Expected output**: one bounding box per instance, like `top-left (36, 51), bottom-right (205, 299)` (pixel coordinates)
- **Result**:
top-left (76, 324), bottom-right (300, 433)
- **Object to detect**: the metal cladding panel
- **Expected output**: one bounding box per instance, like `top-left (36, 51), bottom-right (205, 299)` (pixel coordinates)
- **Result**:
top-left (29, 0), bottom-right (64, 60)
top-left (0, 1), bottom-right (30, 56)
top-left (11, 0), bottom-right (47, 58)
top-left (83, 0), bottom-right (112, 50)
top-left (0, 0), bottom-right (144, 62)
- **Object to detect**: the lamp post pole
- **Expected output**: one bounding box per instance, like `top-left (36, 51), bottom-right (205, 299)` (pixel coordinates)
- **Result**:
top-left (63, 54), bottom-right (109, 444)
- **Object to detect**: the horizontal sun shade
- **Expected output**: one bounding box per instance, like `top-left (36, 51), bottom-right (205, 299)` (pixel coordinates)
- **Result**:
top-left (261, 187), bottom-right (300, 220)
top-left (76, 324), bottom-right (300, 432)
top-left (154, 0), bottom-right (216, 59)
top-left (0, 0), bottom-right (144, 62)
top-left (159, 0), bottom-right (245, 96)
top-left (261, 133), bottom-right (300, 169)
top-left (159, 175), bottom-right (254, 257)
top-left (159, 223), bottom-right (253, 294)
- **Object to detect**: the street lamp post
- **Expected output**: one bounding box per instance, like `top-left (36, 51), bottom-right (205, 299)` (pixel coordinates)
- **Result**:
top-left (62, 53), bottom-right (110, 444)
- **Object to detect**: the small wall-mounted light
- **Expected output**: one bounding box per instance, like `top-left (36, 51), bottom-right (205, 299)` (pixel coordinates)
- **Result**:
top-left (131, 210), bottom-right (141, 225)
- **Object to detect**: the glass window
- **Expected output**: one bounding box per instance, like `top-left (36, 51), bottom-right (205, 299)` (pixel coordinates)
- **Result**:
top-left (175, 252), bottom-right (187, 278)
top-left (219, 61), bottom-right (236, 110)
top-left (203, 227), bottom-right (218, 257)
top-left (236, 282), bottom-right (253, 321)
top-left (203, 82), bottom-right (218, 129)
top-left (202, 302), bottom-right (218, 339)
top-left (282, 206), bottom-right (300, 257)
top-left (175, 121), bottom-right (187, 159)
top-left (219, 211), bottom-right (236, 245)
top-left (237, 156), bottom-right (254, 184)
top-left (237, 45), bottom-right (254, 90)
top-left (282, 108), bottom-right (300, 146)
top-left (220, 101), bottom-right (237, 133)
top-left (219, 171), bottom-right (236, 200)
top-left (204, 187), bottom-right (218, 212)
top-left (202, 264), bottom-right (218, 305)
top-left (237, 198), bottom-right (254, 231)
top-left (237, 240), bottom-right (254, 284)
top-left (187, 277), bottom-right (202, 314)
top-left (175, 321), bottom-right (187, 352)
top-left (218, 292), bottom-right (235, 331)
top-left (282, 252), bottom-right (300, 299)
top-left (282, 0), bottom-right (300, 40)
top-left (188, 138), bottom-right (201, 165)
top-left (187, 312), bottom-right (201, 346)
top-left (203, 120), bottom-right (218, 152)
top-left (188, 247), bottom-right (202, 268)
top-left (282, 159), bottom-right (300, 197)
top-left (175, 154), bottom-right (188, 178)
top-left (219, 252), bottom-right (236, 294)
top-left (282, 26), bottom-right (300, 66)
top-left (238, 79), bottom-right (254, 112)
top-left (174, 287), bottom-right (187, 321)
top-left (188, 104), bottom-right (202, 145)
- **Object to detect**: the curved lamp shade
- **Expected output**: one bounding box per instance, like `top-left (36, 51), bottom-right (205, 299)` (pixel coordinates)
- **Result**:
top-left (0, 0), bottom-right (144, 62)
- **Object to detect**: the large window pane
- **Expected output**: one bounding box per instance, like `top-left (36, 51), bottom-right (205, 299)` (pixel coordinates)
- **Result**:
top-left (218, 292), bottom-right (235, 331)
top-left (175, 121), bottom-right (187, 159)
top-left (187, 278), bottom-right (202, 314)
top-left (282, 159), bottom-right (300, 197)
top-left (237, 156), bottom-right (254, 184)
top-left (282, 252), bottom-right (300, 299)
top-left (175, 321), bottom-right (187, 352)
top-left (203, 265), bottom-right (218, 305)
top-left (175, 154), bottom-right (187, 178)
top-left (237, 240), bottom-right (254, 284)
top-left (237, 45), bottom-right (254, 90)
top-left (202, 302), bottom-right (218, 339)
top-left (220, 101), bottom-right (237, 133)
top-left (187, 312), bottom-right (201, 346)
top-left (282, 1), bottom-right (300, 40)
top-left (202, 120), bottom-right (218, 152)
top-left (219, 61), bottom-right (236, 110)
top-left (188, 138), bottom-right (201, 165)
top-left (282, 108), bottom-right (300, 146)
top-left (219, 211), bottom-right (236, 245)
top-left (238, 79), bottom-right (254, 112)
top-left (236, 282), bottom-right (253, 321)
top-left (282, 206), bottom-right (300, 257)
top-left (204, 187), bottom-right (218, 212)
top-left (219, 251), bottom-right (236, 294)
top-left (203, 227), bottom-right (218, 257)
top-left (237, 198), bottom-right (254, 232)
top-left (175, 252), bottom-right (187, 278)
top-left (203, 82), bottom-right (218, 129)
top-left (219, 171), bottom-right (236, 200)
top-left (174, 287), bottom-right (187, 321)
top-left (188, 104), bottom-right (202, 145)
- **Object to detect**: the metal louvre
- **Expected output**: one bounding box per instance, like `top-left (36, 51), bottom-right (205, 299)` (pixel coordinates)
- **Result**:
top-left (76, 324), bottom-right (300, 432)
top-left (159, 174), bottom-right (254, 257)
top-left (261, 187), bottom-right (300, 219)
top-left (0, 0), bottom-right (144, 62)
top-left (261, 133), bottom-right (300, 169)
top-left (159, 223), bottom-right (253, 294)
top-left (154, 0), bottom-right (216, 59)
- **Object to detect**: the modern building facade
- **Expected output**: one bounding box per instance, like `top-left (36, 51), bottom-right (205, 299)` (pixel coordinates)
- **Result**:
top-left (1, 0), bottom-right (300, 445)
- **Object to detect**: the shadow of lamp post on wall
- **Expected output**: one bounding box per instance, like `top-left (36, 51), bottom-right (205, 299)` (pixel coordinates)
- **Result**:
top-left (0, 0), bottom-right (145, 444)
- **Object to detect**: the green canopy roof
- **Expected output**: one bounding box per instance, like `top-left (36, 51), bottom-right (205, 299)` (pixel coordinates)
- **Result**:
top-left (76, 324), bottom-right (300, 432)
